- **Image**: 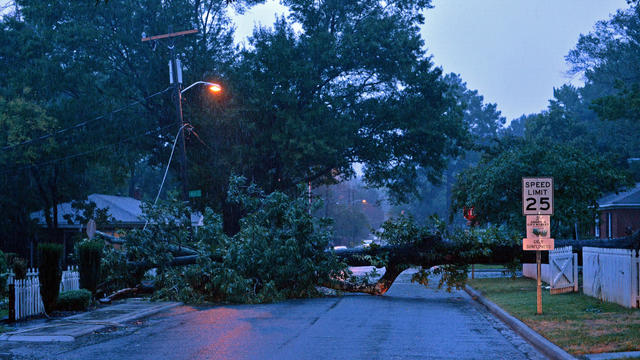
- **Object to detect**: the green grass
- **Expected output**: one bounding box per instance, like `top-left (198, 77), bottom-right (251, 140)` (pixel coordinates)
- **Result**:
top-left (468, 277), bottom-right (640, 355)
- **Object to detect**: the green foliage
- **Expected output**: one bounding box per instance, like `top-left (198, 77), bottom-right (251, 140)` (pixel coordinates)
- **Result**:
top-left (37, 243), bottom-right (63, 314)
top-left (452, 139), bottom-right (631, 238)
top-left (56, 289), bottom-right (92, 311)
top-left (378, 214), bottom-right (429, 246)
top-left (99, 244), bottom-right (140, 295)
top-left (152, 177), bottom-right (347, 304)
top-left (76, 239), bottom-right (103, 295)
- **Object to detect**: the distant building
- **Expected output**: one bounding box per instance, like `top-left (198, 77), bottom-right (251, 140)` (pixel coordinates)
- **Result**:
top-left (595, 183), bottom-right (640, 239)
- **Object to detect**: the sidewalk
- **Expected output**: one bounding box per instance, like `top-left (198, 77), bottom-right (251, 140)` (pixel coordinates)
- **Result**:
top-left (0, 298), bottom-right (180, 342)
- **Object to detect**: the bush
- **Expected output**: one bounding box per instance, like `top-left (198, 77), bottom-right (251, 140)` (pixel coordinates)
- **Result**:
top-left (38, 243), bottom-right (63, 314)
top-left (0, 250), bottom-right (7, 296)
top-left (11, 257), bottom-right (27, 280)
top-left (56, 289), bottom-right (91, 311)
top-left (76, 239), bottom-right (103, 295)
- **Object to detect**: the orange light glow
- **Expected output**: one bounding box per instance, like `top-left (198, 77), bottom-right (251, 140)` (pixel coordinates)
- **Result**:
top-left (209, 83), bottom-right (222, 93)
top-left (361, 199), bottom-right (367, 204)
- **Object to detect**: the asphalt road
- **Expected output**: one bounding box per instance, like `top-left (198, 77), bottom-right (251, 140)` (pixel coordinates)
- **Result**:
top-left (2, 270), bottom-right (545, 360)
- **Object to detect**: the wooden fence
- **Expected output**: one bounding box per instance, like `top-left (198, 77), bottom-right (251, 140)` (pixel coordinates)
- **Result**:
top-left (583, 247), bottom-right (639, 308)
top-left (522, 263), bottom-right (551, 283)
top-left (8, 266), bottom-right (80, 321)
top-left (522, 246), bottom-right (578, 294)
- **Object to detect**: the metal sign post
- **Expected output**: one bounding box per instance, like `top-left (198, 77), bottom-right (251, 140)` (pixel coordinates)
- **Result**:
top-left (522, 177), bottom-right (554, 315)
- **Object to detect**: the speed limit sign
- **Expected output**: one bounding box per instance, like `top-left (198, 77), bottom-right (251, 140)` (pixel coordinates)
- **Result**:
top-left (522, 177), bottom-right (553, 215)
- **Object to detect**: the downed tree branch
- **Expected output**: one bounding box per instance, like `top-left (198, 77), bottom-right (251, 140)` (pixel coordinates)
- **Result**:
top-left (321, 262), bottom-right (406, 295)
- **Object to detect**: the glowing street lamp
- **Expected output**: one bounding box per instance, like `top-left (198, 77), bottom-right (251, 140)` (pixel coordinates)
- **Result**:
top-left (208, 83), bottom-right (222, 93)
top-left (181, 81), bottom-right (223, 94)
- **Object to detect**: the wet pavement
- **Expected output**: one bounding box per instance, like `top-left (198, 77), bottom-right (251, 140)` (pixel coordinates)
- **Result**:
top-left (0, 269), bottom-right (545, 360)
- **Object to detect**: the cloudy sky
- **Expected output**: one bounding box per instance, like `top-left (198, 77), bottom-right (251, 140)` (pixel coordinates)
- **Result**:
top-left (232, 0), bottom-right (629, 123)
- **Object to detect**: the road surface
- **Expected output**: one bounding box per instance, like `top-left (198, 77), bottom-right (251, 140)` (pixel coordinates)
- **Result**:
top-left (2, 269), bottom-right (545, 360)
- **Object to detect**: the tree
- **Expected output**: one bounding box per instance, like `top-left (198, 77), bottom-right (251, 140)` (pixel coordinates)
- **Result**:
top-left (188, 0), bottom-right (468, 223)
top-left (0, 0), bottom-right (240, 249)
top-left (562, 3), bottom-right (640, 174)
top-left (389, 74), bottom-right (505, 223)
top-left (451, 138), bottom-right (631, 238)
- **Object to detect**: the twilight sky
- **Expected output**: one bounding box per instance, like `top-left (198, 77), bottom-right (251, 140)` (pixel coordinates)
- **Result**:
top-left (232, 0), bottom-right (630, 123)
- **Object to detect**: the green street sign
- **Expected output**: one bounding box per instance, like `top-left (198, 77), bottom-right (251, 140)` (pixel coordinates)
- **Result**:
top-left (188, 189), bottom-right (202, 198)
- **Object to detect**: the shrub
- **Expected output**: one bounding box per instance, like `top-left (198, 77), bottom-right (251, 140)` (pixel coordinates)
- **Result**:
top-left (76, 239), bottom-right (103, 295)
top-left (56, 289), bottom-right (91, 311)
top-left (11, 257), bottom-right (27, 280)
top-left (0, 250), bottom-right (7, 296)
top-left (38, 243), bottom-right (63, 314)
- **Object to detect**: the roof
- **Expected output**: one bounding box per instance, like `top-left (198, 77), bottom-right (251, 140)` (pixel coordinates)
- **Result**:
top-left (597, 183), bottom-right (640, 210)
top-left (30, 194), bottom-right (203, 228)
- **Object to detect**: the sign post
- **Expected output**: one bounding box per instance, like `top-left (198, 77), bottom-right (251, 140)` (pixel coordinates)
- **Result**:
top-left (522, 177), bottom-right (554, 315)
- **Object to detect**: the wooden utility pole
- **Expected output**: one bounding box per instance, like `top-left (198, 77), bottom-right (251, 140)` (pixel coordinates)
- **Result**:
top-left (142, 28), bottom-right (198, 202)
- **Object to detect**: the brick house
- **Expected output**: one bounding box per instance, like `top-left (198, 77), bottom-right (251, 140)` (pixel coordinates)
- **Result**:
top-left (595, 183), bottom-right (640, 239)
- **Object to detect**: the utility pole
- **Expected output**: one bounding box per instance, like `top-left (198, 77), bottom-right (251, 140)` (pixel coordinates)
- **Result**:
top-left (142, 28), bottom-right (198, 202)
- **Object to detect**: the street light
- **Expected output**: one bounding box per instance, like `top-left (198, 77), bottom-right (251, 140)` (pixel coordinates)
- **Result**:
top-left (181, 81), bottom-right (222, 95)
top-left (173, 79), bottom-right (223, 202)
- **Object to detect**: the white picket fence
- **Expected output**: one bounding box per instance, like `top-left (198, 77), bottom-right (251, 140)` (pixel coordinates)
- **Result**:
top-left (583, 247), bottom-right (639, 308)
top-left (9, 266), bottom-right (80, 321)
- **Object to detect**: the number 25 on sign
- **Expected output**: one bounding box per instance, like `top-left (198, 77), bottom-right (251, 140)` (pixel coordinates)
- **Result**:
top-left (522, 177), bottom-right (553, 215)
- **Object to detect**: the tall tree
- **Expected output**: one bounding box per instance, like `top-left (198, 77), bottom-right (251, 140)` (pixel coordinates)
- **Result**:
top-left (451, 138), bottom-right (630, 238)
top-left (0, 0), bottom-right (240, 246)
top-left (187, 0), bottom-right (469, 232)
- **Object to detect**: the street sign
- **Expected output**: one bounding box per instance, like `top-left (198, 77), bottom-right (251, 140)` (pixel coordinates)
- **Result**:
top-left (526, 215), bottom-right (550, 239)
top-left (522, 177), bottom-right (553, 215)
top-left (523, 237), bottom-right (554, 251)
top-left (188, 189), bottom-right (202, 198)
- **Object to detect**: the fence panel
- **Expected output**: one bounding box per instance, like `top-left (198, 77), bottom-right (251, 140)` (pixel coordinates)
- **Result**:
top-left (550, 246), bottom-right (577, 294)
top-left (9, 267), bottom-right (80, 321)
top-left (583, 247), bottom-right (636, 308)
top-left (522, 263), bottom-right (550, 283)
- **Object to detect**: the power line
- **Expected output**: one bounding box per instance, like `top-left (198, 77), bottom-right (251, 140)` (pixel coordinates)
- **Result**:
top-left (0, 123), bottom-right (177, 176)
top-left (1, 86), bottom-right (171, 152)
top-left (144, 124), bottom-right (190, 231)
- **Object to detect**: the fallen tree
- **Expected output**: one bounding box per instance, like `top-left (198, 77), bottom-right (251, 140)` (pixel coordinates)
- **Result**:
top-left (102, 179), bottom-right (640, 302)
top-left (322, 229), bottom-right (640, 295)
top-left (157, 227), bottom-right (640, 297)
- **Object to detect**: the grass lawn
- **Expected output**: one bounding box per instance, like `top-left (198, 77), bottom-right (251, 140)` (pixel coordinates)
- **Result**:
top-left (468, 277), bottom-right (640, 355)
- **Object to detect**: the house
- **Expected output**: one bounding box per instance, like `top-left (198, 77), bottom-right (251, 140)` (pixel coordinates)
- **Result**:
top-left (595, 183), bottom-right (640, 239)
top-left (30, 194), bottom-right (203, 263)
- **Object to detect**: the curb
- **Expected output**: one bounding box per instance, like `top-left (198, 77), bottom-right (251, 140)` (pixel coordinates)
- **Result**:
top-left (0, 302), bottom-right (181, 342)
top-left (465, 285), bottom-right (576, 360)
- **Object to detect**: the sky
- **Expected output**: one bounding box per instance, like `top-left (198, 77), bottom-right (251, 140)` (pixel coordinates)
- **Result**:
top-left (231, 0), bottom-right (630, 123)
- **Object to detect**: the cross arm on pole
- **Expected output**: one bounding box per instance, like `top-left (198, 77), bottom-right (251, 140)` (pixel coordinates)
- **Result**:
top-left (141, 29), bottom-right (198, 42)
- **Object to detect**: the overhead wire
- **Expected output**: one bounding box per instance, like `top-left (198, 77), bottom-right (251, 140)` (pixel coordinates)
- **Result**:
top-left (1, 86), bottom-right (172, 152)
top-left (144, 123), bottom-right (189, 231)
top-left (0, 122), bottom-right (177, 176)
